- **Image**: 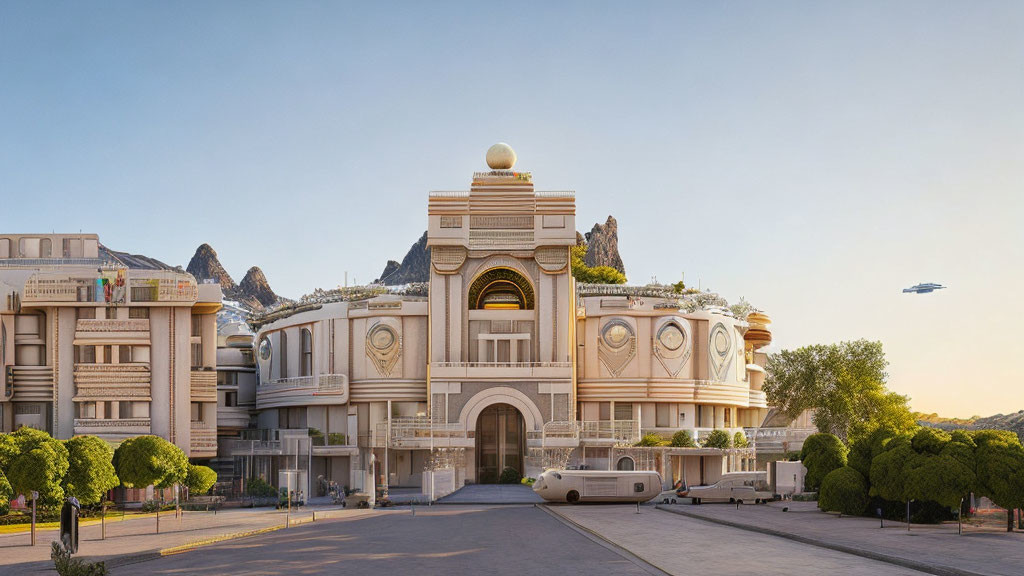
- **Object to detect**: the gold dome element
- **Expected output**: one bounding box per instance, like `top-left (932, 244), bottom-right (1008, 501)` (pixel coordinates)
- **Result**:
top-left (486, 143), bottom-right (517, 169)
top-left (744, 312), bottom-right (772, 350)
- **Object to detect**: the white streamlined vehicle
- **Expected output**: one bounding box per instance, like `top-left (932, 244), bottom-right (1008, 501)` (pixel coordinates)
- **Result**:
top-left (679, 471), bottom-right (773, 504)
top-left (533, 469), bottom-right (663, 504)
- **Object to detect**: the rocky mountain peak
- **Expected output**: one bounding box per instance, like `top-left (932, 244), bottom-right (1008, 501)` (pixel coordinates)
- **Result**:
top-left (584, 215), bottom-right (625, 273)
top-left (239, 266), bottom-right (278, 308)
top-left (376, 232), bottom-right (430, 285)
top-left (187, 243), bottom-right (237, 292)
top-left (186, 244), bottom-right (281, 311)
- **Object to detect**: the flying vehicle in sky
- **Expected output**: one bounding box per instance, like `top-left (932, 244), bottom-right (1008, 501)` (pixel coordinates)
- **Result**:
top-left (903, 283), bottom-right (946, 294)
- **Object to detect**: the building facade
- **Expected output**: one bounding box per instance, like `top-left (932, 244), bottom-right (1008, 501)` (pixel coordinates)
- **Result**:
top-left (231, 145), bottom-right (776, 498)
top-left (0, 234), bottom-right (221, 459)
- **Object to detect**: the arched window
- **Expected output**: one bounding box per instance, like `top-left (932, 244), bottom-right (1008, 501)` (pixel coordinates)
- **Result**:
top-left (39, 238), bottom-right (51, 257)
top-left (278, 331), bottom-right (288, 379)
top-left (467, 267), bottom-right (535, 310)
top-left (300, 328), bottom-right (312, 377)
top-left (616, 456), bottom-right (635, 471)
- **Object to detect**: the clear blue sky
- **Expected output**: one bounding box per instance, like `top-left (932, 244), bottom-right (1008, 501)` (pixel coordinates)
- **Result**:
top-left (2, 1), bottom-right (1022, 417)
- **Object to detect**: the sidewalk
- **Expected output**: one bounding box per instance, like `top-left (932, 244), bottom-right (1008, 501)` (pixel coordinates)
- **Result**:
top-left (656, 501), bottom-right (1024, 576)
top-left (547, 504), bottom-right (926, 576)
top-left (0, 504), bottom-right (383, 575)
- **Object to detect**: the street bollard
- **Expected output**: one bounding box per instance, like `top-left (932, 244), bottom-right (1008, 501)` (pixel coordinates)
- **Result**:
top-left (30, 492), bottom-right (38, 546)
top-left (636, 502), bottom-right (640, 514)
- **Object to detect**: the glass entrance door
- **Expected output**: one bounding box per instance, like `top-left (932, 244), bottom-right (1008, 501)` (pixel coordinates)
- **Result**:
top-left (475, 403), bottom-right (525, 483)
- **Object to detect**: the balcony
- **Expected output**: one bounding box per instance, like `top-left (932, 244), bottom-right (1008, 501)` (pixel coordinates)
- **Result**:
top-left (190, 369), bottom-right (217, 402)
top-left (578, 420), bottom-right (640, 445)
top-left (190, 421), bottom-right (217, 456)
top-left (310, 432), bottom-right (359, 456)
top-left (217, 405), bottom-right (251, 429)
top-left (430, 362), bottom-right (572, 381)
top-left (226, 429), bottom-right (311, 456)
top-left (8, 366), bottom-right (54, 401)
top-left (372, 418), bottom-right (472, 449)
top-left (74, 417), bottom-right (151, 436)
top-left (73, 364), bottom-right (151, 400)
top-left (255, 374), bottom-right (348, 409)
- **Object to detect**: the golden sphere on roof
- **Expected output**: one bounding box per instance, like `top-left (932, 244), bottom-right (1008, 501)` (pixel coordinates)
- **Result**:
top-left (486, 143), bottom-right (517, 169)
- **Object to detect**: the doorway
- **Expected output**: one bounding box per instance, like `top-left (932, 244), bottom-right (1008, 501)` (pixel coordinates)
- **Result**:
top-left (475, 403), bottom-right (525, 483)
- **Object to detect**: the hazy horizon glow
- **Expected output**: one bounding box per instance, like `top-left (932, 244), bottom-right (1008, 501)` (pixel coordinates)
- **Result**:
top-left (2, 1), bottom-right (1021, 417)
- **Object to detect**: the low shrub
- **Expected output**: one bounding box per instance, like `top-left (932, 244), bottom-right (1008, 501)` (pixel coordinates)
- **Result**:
top-left (702, 429), bottom-right (732, 449)
top-left (818, 466), bottom-right (869, 516)
top-left (499, 467), bottom-right (521, 484)
top-left (246, 477), bottom-right (277, 498)
top-left (669, 430), bottom-right (696, 448)
top-left (635, 433), bottom-right (667, 447)
top-left (52, 541), bottom-right (108, 576)
top-left (733, 431), bottom-right (749, 448)
top-left (800, 433), bottom-right (848, 490)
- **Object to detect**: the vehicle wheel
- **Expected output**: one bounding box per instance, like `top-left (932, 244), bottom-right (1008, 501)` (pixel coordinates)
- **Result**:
top-left (566, 490), bottom-right (580, 504)
top-left (672, 499), bottom-right (677, 504)
top-left (729, 498), bottom-right (735, 503)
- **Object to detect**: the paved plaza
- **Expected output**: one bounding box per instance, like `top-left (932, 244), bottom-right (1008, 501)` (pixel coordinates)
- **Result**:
top-left (5, 499), bottom-right (1024, 575)
top-left (109, 505), bottom-right (653, 576)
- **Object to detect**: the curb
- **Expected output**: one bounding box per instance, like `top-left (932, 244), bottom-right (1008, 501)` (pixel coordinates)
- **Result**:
top-left (654, 505), bottom-right (986, 576)
top-left (539, 505), bottom-right (671, 576)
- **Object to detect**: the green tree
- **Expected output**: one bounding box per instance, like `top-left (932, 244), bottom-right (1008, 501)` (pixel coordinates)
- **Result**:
top-left (971, 430), bottom-right (1024, 531)
top-left (570, 245), bottom-right (626, 284)
top-left (903, 428), bottom-right (975, 508)
top-left (1, 427), bottom-right (70, 507)
top-left (702, 429), bottom-right (732, 449)
top-left (764, 340), bottom-right (914, 441)
top-left (0, 469), bottom-right (12, 515)
top-left (64, 436), bottom-right (119, 505)
top-left (818, 466), bottom-right (869, 516)
top-left (848, 426), bottom-right (900, 479)
top-left (184, 464), bottom-right (217, 495)
top-left (800, 433), bottom-right (848, 490)
top-left (113, 436), bottom-right (188, 490)
top-left (669, 430), bottom-right (696, 448)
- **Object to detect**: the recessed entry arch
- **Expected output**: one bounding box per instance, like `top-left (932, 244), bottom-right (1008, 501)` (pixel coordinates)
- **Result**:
top-left (467, 267), bottom-right (535, 310)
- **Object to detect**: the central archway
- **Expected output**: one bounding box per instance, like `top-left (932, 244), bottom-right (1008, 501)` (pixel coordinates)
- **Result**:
top-left (475, 403), bottom-right (525, 484)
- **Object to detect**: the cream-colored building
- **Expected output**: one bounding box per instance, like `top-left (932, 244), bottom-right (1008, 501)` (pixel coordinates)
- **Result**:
top-left (0, 234), bottom-right (221, 459)
top-left (234, 145), bottom-right (776, 498)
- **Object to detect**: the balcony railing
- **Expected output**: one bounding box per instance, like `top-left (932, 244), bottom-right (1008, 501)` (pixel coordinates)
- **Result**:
top-left (373, 417), bottom-right (470, 448)
top-left (578, 420), bottom-right (640, 444)
top-left (258, 373), bottom-right (346, 393)
top-left (73, 418), bottom-right (151, 434)
top-left (8, 366), bottom-right (54, 401)
top-left (432, 361), bottom-right (572, 369)
top-left (744, 427), bottom-right (817, 453)
top-left (190, 369), bottom-right (217, 402)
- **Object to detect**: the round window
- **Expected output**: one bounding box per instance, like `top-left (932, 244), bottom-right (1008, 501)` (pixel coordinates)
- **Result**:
top-left (368, 324), bottom-right (396, 351)
top-left (602, 319), bottom-right (633, 348)
top-left (658, 323), bottom-right (685, 351)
